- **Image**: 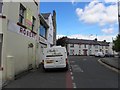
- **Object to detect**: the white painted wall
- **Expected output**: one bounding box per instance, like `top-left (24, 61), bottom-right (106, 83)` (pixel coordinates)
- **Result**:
top-left (46, 14), bottom-right (54, 48)
top-left (1, 2), bottom-right (39, 83)
top-left (67, 43), bottom-right (112, 56)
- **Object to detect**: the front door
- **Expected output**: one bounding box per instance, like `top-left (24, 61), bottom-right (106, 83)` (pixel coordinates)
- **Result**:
top-left (83, 49), bottom-right (87, 56)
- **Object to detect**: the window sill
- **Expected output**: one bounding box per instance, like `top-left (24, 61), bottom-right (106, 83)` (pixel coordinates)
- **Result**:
top-left (31, 30), bottom-right (37, 34)
top-left (0, 15), bottom-right (6, 19)
top-left (17, 22), bottom-right (27, 29)
top-left (39, 35), bottom-right (47, 40)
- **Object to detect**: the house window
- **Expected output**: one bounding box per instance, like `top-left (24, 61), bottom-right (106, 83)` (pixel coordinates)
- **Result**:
top-left (0, 0), bottom-right (3, 14)
top-left (40, 23), bottom-right (47, 39)
top-left (106, 50), bottom-right (108, 53)
top-left (84, 44), bottom-right (86, 48)
top-left (102, 46), bottom-right (103, 49)
top-left (95, 50), bottom-right (98, 52)
top-left (19, 4), bottom-right (26, 24)
top-left (89, 45), bottom-right (92, 48)
top-left (32, 16), bottom-right (36, 31)
top-left (70, 49), bottom-right (74, 55)
top-left (70, 44), bottom-right (74, 47)
top-left (79, 50), bottom-right (81, 55)
top-left (79, 44), bottom-right (81, 48)
top-left (95, 45), bottom-right (98, 48)
top-left (105, 46), bottom-right (108, 49)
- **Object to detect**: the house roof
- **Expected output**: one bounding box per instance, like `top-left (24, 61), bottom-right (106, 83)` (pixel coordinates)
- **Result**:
top-left (98, 41), bottom-right (109, 46)
top-left (39, 14), bottom-right (49, 28)
top-left (41, 13), bottom-right (51, 19)
top-left (66, 38), bottom-right (109, 46)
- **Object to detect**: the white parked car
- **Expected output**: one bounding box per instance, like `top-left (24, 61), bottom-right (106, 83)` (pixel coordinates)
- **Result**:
top-left (95, 52), bottom-right (105, 57)
top-left (41, 46), bottom-right (68, 71)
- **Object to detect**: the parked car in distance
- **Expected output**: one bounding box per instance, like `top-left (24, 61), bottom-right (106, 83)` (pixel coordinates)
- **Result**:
top-left (41, 46), bottom-right (68, 71)
top-left (104, 53), bottom-right (114, 57)
top-left (95, 52), bottom-right (105, 57)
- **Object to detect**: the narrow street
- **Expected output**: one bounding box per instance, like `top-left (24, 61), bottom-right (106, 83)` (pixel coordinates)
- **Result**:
top-left (68, 56), bottom-right (119, 88)
top-left (3, 56), bottom-right (119, 88)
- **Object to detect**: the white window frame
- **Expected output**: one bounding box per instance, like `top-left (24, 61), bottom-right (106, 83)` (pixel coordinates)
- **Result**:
top-left (19, 3), bottom-right (26, 24)
top-left (0, 0), bottom-right (3, 15)
top-left (70, 44), bottom-right (74, 47)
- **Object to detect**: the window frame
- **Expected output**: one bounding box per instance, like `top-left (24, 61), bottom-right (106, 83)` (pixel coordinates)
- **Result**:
top-left (79, 44), bottom-right (81, 48)
top-left (70, 44), bottom-right (74, 47)
top-left (32, 16), bottom-right (36, 31)
top-left (40, 23), bottom-right (47, 39)
top-left (0, 0), bottom-right (3, 14)
top-left (19, 4), bottom-right (26, 24)
top-left (84, 44), bottom-right (86, 48)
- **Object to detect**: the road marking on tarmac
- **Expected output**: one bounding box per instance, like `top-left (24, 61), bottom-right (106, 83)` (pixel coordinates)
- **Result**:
top-left (71, 76), bottom-right (74, 80)
top-left (73, 83), bottom-right (77, 88)
top-left (71, 65), bottom-right (84, 72)
top-left (70, 72), bottom-right (73, 75)
top-left (83, 59), bottom-right (87, 61)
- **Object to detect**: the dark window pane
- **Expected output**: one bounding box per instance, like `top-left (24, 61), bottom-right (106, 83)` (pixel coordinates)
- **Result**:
top-left (40, 24), bottom-right (47, 38)
top-left (0, 1), bottom-right (3, 13)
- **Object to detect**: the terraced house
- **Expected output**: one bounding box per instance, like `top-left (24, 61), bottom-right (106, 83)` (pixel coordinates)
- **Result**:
top-left (0, 0), bottom-right (40, 85)
top-left (66, 38), bottom-right (114, 56)
top-left (39, 11), bottom-right (56, 63)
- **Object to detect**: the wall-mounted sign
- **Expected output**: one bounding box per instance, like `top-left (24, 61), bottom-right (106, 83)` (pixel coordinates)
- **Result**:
top-left (25, 8), bottom-right (32, 30)
top-left (19, 27), bottom-right (36, 39)
top-left (8, 20), bottom-right (36, 39)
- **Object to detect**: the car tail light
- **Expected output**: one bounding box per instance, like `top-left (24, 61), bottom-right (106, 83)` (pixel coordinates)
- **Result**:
top-left (66, 58), bottom-right (68, 64)
top-left (41, 60), bottom-right (44, 64)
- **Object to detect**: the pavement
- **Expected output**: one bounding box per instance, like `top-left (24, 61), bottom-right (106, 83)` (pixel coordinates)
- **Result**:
top-left (99, 57), bottom-right (120, 73)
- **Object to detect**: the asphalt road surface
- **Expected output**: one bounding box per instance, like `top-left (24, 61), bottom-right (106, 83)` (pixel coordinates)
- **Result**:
top-left (68, 56), bottom-right (119, 88)
top-left (3, 56), bottom-right (119, 88)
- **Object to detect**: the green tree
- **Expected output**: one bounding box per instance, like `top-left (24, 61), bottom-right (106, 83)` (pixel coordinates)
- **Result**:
top-left (113, 35), bottom-right (120, 52)
top-left (56, 36), bottom-right (68, 46)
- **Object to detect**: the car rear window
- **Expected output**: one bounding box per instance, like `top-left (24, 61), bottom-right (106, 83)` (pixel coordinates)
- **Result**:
top-left (46, 54), bottom-right (63, 57)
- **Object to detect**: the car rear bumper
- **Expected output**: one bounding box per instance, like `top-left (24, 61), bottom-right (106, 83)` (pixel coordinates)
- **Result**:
top-left (44, 64), bottom-right (66, 69)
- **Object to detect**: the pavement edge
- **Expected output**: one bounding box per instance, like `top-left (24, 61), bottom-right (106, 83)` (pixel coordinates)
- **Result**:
top-left (98, 59), bottom-right (120, 74)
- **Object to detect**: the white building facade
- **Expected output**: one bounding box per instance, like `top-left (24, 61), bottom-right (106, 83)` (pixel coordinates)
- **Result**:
top-left (0, 1), bottom-right (40, 85)
top-left (66, 38), bottom-right (112, 56)
top-left (41, 13), bottom-right (54, 48)
top-left (39, 12), bottom-right (56, 64)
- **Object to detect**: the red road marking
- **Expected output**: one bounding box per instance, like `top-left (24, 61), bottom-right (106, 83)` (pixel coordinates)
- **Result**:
top-left (66, 70), bottom-right (73, 89)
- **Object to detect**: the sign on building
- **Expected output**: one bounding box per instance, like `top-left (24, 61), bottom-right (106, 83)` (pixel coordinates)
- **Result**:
top-left (25, 8), bottom-right (33, 30)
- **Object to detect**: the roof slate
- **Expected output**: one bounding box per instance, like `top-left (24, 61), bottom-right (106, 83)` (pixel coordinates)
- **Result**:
top-left (41, 13), bottom-right (51, 19)
top-left (66, 38), bottom-right (109, 46)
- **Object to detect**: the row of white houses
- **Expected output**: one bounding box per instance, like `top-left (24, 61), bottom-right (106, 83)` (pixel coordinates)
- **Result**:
top-left (0, 1), bottom-right (56, 86)
top-left (66, 38), bottom-right (115, 56)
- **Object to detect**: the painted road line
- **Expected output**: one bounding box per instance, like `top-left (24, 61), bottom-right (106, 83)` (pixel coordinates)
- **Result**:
top-left (70, 72), bottom-right (73, 75)
top-left (73, 83), bottom-right (77, 88)
top-left (79, 67), bottom-right (84, 72)
top-left (83, 59), bottom-right (87, 61)
top-left (71, 65), bottom-right (84, 72)
top-left (71, 76), bottom-right (74, 80)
